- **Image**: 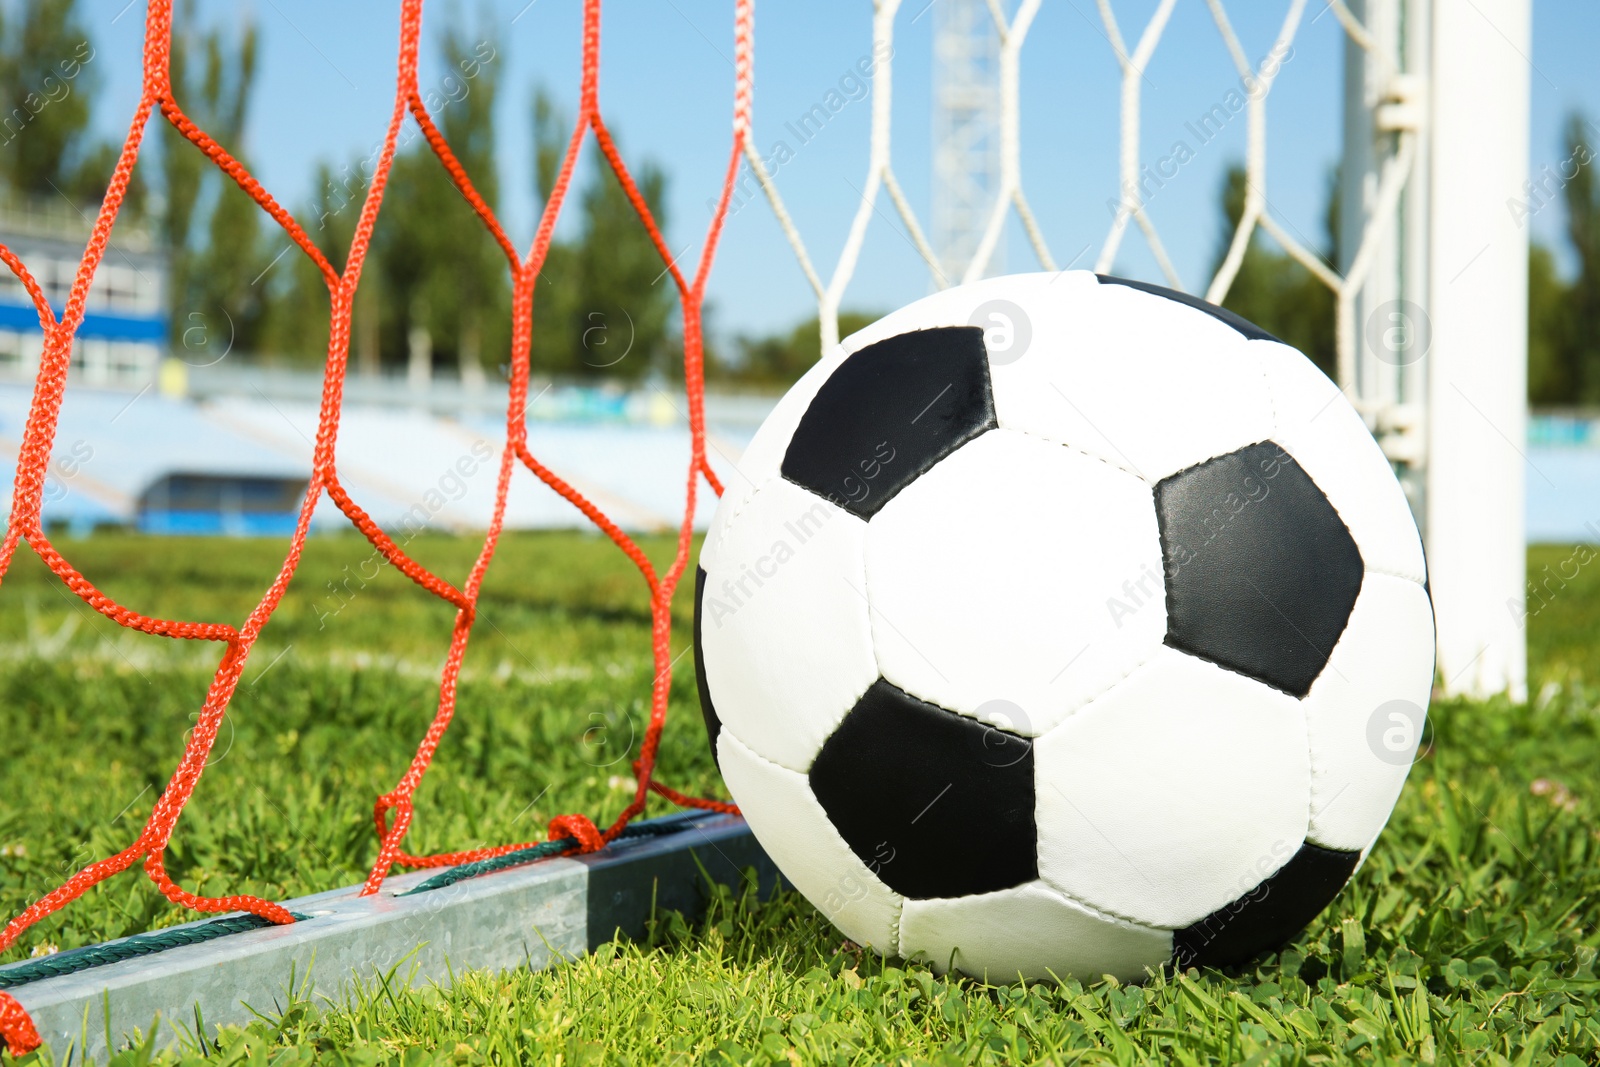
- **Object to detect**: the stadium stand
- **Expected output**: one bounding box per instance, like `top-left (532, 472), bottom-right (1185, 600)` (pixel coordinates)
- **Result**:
top-left (0, 363), bottom-right (1592, 542)
top-left (0, 375), bottom-right (762, 536)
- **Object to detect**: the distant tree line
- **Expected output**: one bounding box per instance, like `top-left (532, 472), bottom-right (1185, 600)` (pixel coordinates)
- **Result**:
top-left (0, 0), bottom-right (684, 383)
top-left (1213, 114), bottom-right (1600, 409)
top-left (2, 0), bottom-right (1597, 403)
top-left (1526, 115), bottom-right (1600, 407)
top-left (697, 128), bottom-right (1600, 395)
top-left (1207, 163), bottom-right (1338, 378)
top-left (0, 0), bottom-right (111, 203)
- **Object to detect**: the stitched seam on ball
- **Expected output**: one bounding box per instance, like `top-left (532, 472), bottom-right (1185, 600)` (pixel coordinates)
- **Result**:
top-left (729, 731), bottom-right (902, 922)
top-left (706, 473), bottom-right (779, 566)
top-left (889, 897), bottom-right (906, 961)
top-left (1288, 351), bottom-right (1329, 827)
top-left (1003, 423), bottom-right (1151, 485)
top-left (1040, 880), bottom-right (1175, 932)
top-left (1262, 410), bottom-right (1381, 575)
top-left (1254, 338), bottom-right (1280, 432)
top-left (1038, 640), bottom-right (1163, 733)
top-left (1155, 437), bottom-right (1280, 485)
top-left (1365, 564), bottom-right (1428, 586)
top-left (1164, 636), bottom-right (1311, 700)
top-left (857, 528), bottom-right (887, 681)
top-left (716, 720), bottom-right (810, 776)
top-left (1301, 645), bottom-right (1320, 850)
top-left (1246, 345), bottom-right (1381, 637)
top-left (1306, 753), bottom-right (1346, 838)
top-left (1306, 575), bottom-right (1420, 845)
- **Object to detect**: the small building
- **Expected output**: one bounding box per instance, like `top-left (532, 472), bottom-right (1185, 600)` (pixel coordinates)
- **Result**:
top-left (0, 382), bottom-right (313, 539)
top-left (0, 194), bottom-right (166, 387)
top-left (137, 471), bottom-right (311, 537)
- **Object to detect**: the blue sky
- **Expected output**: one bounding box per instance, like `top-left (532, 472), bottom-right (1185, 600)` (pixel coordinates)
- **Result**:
top-left (78, 0), bottom-right (1600, 340)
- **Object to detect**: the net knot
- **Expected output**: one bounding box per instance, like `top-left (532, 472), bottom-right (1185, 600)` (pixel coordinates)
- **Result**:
top-left (0, 991), bottom-right (42, 1057)
top-left (548, 813), bottom-right (604, 853)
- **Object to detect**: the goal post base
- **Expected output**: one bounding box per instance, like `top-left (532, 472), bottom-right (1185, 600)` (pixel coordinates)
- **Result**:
top-left (1, 812), bottom-right (776, 1062)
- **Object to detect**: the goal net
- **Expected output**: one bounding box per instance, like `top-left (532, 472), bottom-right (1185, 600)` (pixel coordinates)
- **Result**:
top-left (738, 0), bottom-right (1527, 699)
top-left (0, 0), bottom-right (749, 1052)
top-left (0, 0), bottom-right (1529, 1055)
top-left (747, 0), bottom-right (1423, 426)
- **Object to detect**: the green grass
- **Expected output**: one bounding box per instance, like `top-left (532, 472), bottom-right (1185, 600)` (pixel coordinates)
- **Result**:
top-left (1, 532), bottom-right (1598, 1065)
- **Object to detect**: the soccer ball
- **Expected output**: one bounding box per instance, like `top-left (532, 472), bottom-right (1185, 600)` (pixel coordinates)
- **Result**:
top-left (693, 271), bottom-right (1434, 982)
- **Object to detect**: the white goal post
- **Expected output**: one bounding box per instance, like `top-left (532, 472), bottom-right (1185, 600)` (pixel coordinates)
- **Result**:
top-left (1342, 0), bottom-right (1530, 702)
top-left (744, 0), bottom-right (1530, 699)
top-left (1421, 0), bottom-right (1531, 701)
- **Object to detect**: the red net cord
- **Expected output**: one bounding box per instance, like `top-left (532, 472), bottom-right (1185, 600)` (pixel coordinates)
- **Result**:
top-left (0, 0), bottom-right (754, 1053)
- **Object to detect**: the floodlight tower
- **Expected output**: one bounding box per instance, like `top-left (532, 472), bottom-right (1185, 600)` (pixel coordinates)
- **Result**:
top-left (932, 0), bottom-right (1001, 284)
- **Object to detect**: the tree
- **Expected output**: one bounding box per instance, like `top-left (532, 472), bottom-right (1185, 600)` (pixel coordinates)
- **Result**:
top-left (1527, 241), bottom-right (1573, 405)
top-left (525, 88), bottom-right (678, 381)
top-left (368, 11), bottom-right (509, 381)
top-left (525, 88), bottom-right (578, 376)
top-left (710, 311), bottom-right (881, 387)
top-left (0, 0), bottom-right (136, 214)
top-left (159, 1), bottom-right (268, 361)
top-left (256, 159), bottom-right (361, 367)
top-left (433, 28), bottom-right (505, 387)
top-left (568, 148), bottom-right (675, 379)
top-left (1210, 164), bottom-right (1337, 378)
top-left (1556, 111), bottom-right (1600, 405)
top-left (1520, 111), bottom-right (1600, 407)
top-left (0, 0), bottom-right (95, 197)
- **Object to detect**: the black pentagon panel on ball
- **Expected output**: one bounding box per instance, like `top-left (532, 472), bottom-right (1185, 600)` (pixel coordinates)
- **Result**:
top-left (1156, 441), bottom-right (1364, 697)
top-left (692, 567), bottom-right (723, 768)
top-left (809, 679), bottom-right (1036, 899)
top-left (1096, 273), bottom-right (1282, 344)
top-left (1172, 841), bottom-right (1361, 969)
top-left (781, 326), bottom-right (997, 519)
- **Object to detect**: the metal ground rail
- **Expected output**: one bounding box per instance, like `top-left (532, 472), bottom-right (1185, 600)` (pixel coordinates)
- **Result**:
top-left (0, 811), bottom-right (777, 1062)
